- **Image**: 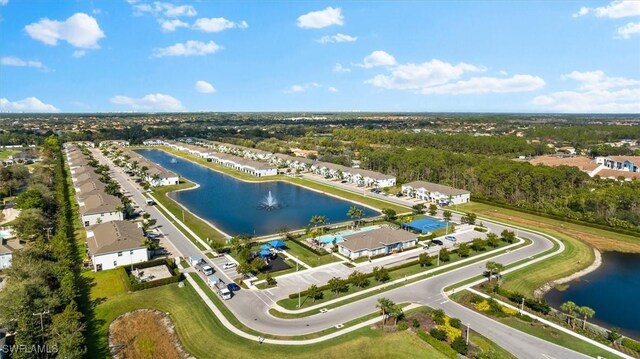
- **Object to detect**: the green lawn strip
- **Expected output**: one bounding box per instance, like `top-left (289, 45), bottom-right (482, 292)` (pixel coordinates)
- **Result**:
top-left (151, 179), bottom-right (226, 245)
top-left (497, 317), bottom-right (623, 359)
top-left (282, 240), bottom-right (340, 267)
top-left (143, 146), bottom-right (408, 213)
top-left (180, 259), bottom-right (190, 268)
top-left (91, 279), bottom-right (445, 359)
top-left (63, 159), bottom-right (89, 263)
top-left (83, 269), bottom-right (128, 301)
top-left (469, 330), bottom-right (517, 359)
top-left (458, 202), bottom-right (640, 250)
top-left (273, 241), bottom-right (528, 316)
top-left (150, 190), bottom-right (208, 251)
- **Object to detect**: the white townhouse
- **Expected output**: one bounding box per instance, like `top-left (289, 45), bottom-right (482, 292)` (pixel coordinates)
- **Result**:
top-left (78, 193), bottom-right (123, 226)
top-left (75, 180), bottom-right (106, 198)
top-left (143, 139), bottom-right (164, 146)
top-left (86, 220), bottom-right (149, 271)
top-left (99, 140), bottom-right (129, 148)
top-left (145, 167), bottom-right (180, 186)
top-left (0, 235), bottom-right (22, 269)
top-left (337, 227), bottom-right (417, 260)
top-left (402, 181), bottom-right (471, 205)
top-left (596, 156), bottom-right (640, 173)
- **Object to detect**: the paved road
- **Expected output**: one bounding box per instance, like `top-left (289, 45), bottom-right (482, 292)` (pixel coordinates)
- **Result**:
top-left (93, 149), bottom-right (589, 359)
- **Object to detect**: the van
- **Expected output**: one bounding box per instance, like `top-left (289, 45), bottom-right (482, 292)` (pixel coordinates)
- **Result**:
top-left (145, 198), bottom-right (155, 206)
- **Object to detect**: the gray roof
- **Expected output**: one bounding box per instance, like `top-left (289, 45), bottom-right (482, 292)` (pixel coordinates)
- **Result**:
top-left (79, 193), bottom-right (121, 215)
top-left (86, 220), bottom-right (146, 255)
top-left (0, 238), bottom-right (23, 255)
top-left (403, 181), bottom-right (470, 196)
top-left (77, 180), bottom-right (106, 194)
top-left (338, 227), bottom-right (416, 252)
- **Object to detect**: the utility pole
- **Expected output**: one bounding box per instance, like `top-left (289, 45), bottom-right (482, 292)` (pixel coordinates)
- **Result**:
top-left (437, 251), bottom-right (440, 266)
top-left (521, 297), bottom-right (525, 313)
top-left (33, 310), bottom-right (50, 331)
top-left (466, 323), bottom-right (470, 345)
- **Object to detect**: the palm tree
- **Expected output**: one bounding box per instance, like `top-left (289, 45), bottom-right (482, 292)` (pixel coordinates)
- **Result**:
top-left (309, 215), bottom-right (327, 233)
top-left (376, 297), bottom-right (394, 325)
top-left (578, 306), bottom-right (595, 330)
top-left (347, 206), bottom-right (365, 228)
top-left (485, 261), bottom-right (504, 284)
top-left (389, 304), bottom-right (404, 326)
top-left (561, 301), bottom-right (578, 329)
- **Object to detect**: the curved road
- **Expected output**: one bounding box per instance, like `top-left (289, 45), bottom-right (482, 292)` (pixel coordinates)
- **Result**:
top-left (93, 149), bottom-right (591, 359)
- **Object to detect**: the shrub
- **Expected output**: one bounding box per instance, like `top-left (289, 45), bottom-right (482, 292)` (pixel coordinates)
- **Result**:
top-left (397, 322), bottom-right (408, 331)
top-left (488, 299), bottom-right (505, 316)
top-left (265, 273), bottom-right (277, 286)
top-left (502, 306), bottom-right (518, 316)
top-left (416, 331), bottom-right (458, 359)
top-left (622, 338), bottom-right (640, 353)
top-left (449, 317), bottom-right (462, 329)
top-left (442, 323), bottom-right (462, 342)
top-left (412, 319), bottom-right (420, 328)
top-left (430, 328), bottom-right (447, 341)
top-left (432, 309), bottom-right (446, 325)
top-left (474, 300), bottom-right (490, 312)
top-left (470, 294), bottom-right (484, 304)
top-left (451, 336), bottom-right (469, 355)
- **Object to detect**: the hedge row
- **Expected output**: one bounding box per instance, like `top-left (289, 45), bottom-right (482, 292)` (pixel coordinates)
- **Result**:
top-left (496, 287), bottom-right (551, 315)
top-left (622, 338), bottom-right (640, 353)
top-left (471, 197), bottom-right (640, 236)
top-left (416, 330), bottom-right (458, 359)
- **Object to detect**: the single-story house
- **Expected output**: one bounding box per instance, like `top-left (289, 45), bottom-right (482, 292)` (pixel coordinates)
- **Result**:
top-left (86, 220), bottom-right (149, 271)
top-left (0, 237), bottom-right (23, 269)
top-left (337, 227), bottom-right (418, 260)
top-left (596, 156), bottom-right (640, 173)
top-left (401, 181), bottom-right (471, 205)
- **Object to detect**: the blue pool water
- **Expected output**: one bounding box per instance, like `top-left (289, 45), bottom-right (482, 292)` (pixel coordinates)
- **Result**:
top-left (136, 149), bottom-right (378, 236)
top-left (402, 217), bottom-right (447, 233)
top-left (317, 226), bottom-right (380, 244)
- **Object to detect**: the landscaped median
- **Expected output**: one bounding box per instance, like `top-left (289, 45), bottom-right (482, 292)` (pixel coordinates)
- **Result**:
top-left (270, 238), bottom-right (530, 318)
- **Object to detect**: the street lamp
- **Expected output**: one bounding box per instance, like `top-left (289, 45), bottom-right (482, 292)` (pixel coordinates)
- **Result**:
top-left (466, 323), bottom-right (470, 345)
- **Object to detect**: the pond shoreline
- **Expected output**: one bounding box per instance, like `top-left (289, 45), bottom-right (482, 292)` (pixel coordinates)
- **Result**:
top-left (535, 248), bottom-right (602, 298)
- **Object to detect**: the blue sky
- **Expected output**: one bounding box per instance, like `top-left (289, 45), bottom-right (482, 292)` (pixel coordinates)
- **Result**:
top-left (0, 0), bottom-right (639, 113)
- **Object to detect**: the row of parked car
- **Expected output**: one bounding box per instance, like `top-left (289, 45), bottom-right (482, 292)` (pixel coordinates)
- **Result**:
top-left (428, 236), bottom-right (457, 247)
top-left (189, 256), bottom-right (239, 300)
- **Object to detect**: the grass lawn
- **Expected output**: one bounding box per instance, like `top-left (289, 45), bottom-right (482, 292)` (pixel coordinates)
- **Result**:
top-left (0, 149), bottom-right (17, 159)
top-left (469, 331), bottom-right (517, 359)
top-left (89, 277), bottom-right (448, 359)
top-left (458, 202), bottom-right (640, 252)
top-left (497, 317), bottom-right (622, 359)
top-left (84, 269), bottom-right (128, 301)
top-left (147, 146), bottom-right (409, 213)
top-left (151, 179), bottom-right (225, 247)
top-left (282, 240), bottom-right (340, 267)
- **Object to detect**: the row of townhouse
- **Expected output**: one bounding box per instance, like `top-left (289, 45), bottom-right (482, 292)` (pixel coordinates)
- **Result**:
top-left (120, 150), bottom-right (180, 186)
top-left (595, 156), bottom-right (640, 173)
top-left (401, 181), bottom-right (471, 205)
top-left (65, 143), bottom-right (149, 271)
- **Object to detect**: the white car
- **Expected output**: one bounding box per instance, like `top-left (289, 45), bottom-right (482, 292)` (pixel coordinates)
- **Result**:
top-left (223, 262), bottom-right (237, 269)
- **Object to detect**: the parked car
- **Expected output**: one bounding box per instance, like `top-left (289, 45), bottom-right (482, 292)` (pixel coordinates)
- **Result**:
top-left (227, 283), bottom-right (241, 292)
top-left (431, 239), bottom-right (444, 246)
top-left (223, 262), bottom-right (237, 269)
top-left (395, 193), bottom-right (403, 197)
top-left (340, 180), bottom-right (347, 183)
top-left (445, 236), bottom-right (457, 242)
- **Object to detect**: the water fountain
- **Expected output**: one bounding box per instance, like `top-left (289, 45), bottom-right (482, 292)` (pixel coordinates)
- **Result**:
top-left (259, 190), bottom-right (282, 210)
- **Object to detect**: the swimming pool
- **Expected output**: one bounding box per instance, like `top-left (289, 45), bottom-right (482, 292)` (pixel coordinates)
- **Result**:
top-left (317, 225), bottom-right (380, 245)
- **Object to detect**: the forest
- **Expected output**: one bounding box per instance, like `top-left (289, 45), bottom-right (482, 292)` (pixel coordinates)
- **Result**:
top-left (361, 146), bottom-right (640, 231)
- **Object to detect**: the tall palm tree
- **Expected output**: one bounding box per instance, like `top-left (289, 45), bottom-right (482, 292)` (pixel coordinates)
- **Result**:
top-left (376, 297), bottom-right (394, 325)
top-left (310, 215), bottom-right (327, 233)
top-left (347, 206), bottom-right (365, 228)
top-left (578, 306), bottom-right (595, 330)
top-left (561, 301), bottom-right (578, 329)
top-left (485, 261), bottom-right (503, 284)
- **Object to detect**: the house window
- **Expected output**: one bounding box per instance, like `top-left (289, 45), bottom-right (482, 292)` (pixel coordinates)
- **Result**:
top-left (118, 252), bottom-right (122, 257)
top-left (113, 261), bottom-right (117, 267)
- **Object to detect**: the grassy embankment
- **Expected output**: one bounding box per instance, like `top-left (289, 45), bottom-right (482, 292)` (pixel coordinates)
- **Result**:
top-left (457, 202), bottom-right (640, 296)
top-left (84, 269), bottom-right (448, 359)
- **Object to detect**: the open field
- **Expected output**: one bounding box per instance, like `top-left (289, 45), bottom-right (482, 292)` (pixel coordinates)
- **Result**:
top-left (88, 276), bottom-right (447, 359)
top-left (143, 146), bottom-right (409, 213)
top-left (459, 202), bottom-right (640, 253)
top-left (109, 310), bottom-right (184, 359)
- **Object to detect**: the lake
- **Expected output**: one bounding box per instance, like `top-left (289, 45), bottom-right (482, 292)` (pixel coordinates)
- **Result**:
top-left (136, 149), bottom-right (378, 236)
top-left (545, 251), bottom-right (640, 339)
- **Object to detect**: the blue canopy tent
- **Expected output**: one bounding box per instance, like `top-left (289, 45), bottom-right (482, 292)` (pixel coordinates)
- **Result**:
top-left (269, 240), bottom-right (287, 249)
top-left (260, 244), bottom-right (272, 250)
top-left (258, 249), bottom-right (272, 258)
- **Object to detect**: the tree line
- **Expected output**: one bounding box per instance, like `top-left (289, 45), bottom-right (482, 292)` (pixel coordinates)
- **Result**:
top-left (0, 136), bottom-right (86, 358)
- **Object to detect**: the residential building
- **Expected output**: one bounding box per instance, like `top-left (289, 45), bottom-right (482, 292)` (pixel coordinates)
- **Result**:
top-left (596, 156), bottom-right (640, 173)
top-left (402, 181), bottom-right (471, 205)
top-left (337, 227), bottom-right (417, 260)
top-left (0, 237), bottom-right (23, 269)
top-left (86, 220), bottom-right (149, 271)
top-left (78, 193), bottom-right (123, 226)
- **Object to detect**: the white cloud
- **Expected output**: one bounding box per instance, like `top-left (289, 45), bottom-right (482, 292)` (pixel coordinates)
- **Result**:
top-left (328, 86), bottom-right (339, 93)
top-left (0, 56), bottom-right (49, 71)
top-left (317, 33), bottom-right (357, 44)
top-left (419, 75), bottom-right (545, 95)
top-left (358, 50), bottom-right (397, 68)
top-left (0, 97), bottom-right (59, 112)
top-left (284, 83), bottom-right (321, 94)
top-left (533, 70), bottom-right (640, 113)
top-left (0, 0), bottom-right (8, 6)
top-left (334, 63), bottom-right (351, 73)
top-left (193, 17), bottom-right (248, 32)
top-left (297, 7), bottom-right (343, 29)
top-left (573, 0), bottom-right (640, 18)
top-left (616, 22), bottom-right (640, 38)
top-left (365, 59), bottom-right (483, 90)
top-left (110, 93), bottom-right (183, 111)
top-left (25, 13), bottom-right (105, 49)
top-left (152, 40), bottom-right (222, 57)
top-left (195, 80), bottom-right (215, 93)
top-left (134, 2), bottom-right (196, 17)
top-left (159, 19), bottom-right (188, 32)
top-left (72, 50), bottom-right (86, 58)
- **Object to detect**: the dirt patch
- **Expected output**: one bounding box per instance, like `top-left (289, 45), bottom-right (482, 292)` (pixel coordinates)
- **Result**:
top-left (480, 210), bottom-right (640, 253)
top-left (109, 309), bottom-right (193, 359)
